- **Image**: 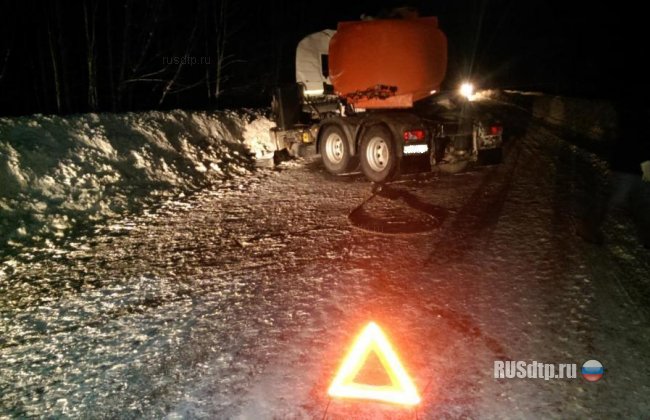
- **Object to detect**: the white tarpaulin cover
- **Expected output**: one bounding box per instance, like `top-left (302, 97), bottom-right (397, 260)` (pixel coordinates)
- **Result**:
top-left (295, 29), bottom-right (336, 95)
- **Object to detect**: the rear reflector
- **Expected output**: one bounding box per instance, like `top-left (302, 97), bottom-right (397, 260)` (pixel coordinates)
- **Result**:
top-left (403, 129), bottom-right (426, 142)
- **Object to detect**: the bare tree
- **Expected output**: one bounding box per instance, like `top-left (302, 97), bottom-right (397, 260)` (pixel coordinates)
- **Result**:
top-left (34, 29), bottom-right (50, 112)
top-left (0, 47), bottom-right (10, 83)
top-left (105, 0), bottom-right (117, 110)
top-left (45, 10), bottom-right (62, 113)
top-left (211, 0), bottom-right (244, 101)
top-left (117, 0), bottom-right (166, 108)
top-left (213, 0), bottom-right (228, 99)
top-left (53, 2), bottom-right (71, 112)
top-left (117, 0), bottom-right (133, 108)
top-left (203, 1), bottom-right (212, 101)
top-left (83, 0), bottom-right (100, 110)
top-left (158, 13), bottom-right (199, 106)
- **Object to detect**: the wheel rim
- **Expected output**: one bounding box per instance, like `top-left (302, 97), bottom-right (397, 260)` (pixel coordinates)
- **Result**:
top-left (325, 133), bottom-right (345, 164)
top-left (366, 136), bottom-right (390, 172)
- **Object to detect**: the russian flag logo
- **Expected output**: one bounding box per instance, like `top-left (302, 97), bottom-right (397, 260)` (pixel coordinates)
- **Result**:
top-left (581, 360), bottom-right (604, 382)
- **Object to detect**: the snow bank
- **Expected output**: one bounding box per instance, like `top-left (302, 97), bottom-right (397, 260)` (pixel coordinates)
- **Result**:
top-left (0, 110), bottom-right (276, 252)
top-left (242, 117), bottom-right (277, 160)
top-left (531, 96), bottom-right (616, 142)
top-left (498, 90), bottom-right (617, 142)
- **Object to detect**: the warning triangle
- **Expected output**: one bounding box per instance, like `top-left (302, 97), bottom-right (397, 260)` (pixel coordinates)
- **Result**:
top-left (327, 322), bottom-right (421, 406)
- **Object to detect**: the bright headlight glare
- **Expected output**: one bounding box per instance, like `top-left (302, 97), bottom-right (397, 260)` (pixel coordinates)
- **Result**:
top-left (459, 82), bottom-right (475, 100)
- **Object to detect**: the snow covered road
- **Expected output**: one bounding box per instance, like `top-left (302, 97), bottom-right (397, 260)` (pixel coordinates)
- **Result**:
top-left (2, 106), bottom-right (650, 418)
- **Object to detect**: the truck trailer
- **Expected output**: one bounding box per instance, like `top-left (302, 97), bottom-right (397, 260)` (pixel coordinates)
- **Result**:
top-left (270, 16), bottom-right (503, 183)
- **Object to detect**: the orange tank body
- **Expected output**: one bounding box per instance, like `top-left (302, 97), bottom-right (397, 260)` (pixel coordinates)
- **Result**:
top-left (328, 17), bottom-right (447, 109)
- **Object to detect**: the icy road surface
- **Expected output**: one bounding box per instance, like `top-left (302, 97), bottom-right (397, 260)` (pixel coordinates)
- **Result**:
top-left (2, 110), bottom-right (650, 418)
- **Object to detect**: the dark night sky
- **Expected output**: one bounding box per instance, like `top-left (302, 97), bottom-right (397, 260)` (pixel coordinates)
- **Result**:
top-left (0, 0), bottom-right (645, 116)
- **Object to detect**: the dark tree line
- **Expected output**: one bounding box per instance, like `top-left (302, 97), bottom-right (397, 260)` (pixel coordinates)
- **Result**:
top-left (0, 0), bottom-right (252, 115)
top-left (0, 0), bottom-right (348, 116)
top-left (1, 0), bottom-right (641, 117)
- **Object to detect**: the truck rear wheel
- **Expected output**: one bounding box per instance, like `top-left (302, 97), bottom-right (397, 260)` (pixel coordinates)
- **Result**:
top-left (320, 125), bottom-right (355, 174)
top-left (360, 125), bottom-right (399, 183)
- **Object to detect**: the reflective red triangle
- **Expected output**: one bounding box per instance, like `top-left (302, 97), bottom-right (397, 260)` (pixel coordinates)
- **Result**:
top-left (328, 322), bottom-right (421, 406)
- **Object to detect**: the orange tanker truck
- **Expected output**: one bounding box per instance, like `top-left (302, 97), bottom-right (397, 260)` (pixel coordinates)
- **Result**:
top-left (270, 16), bottom-right (503, 182)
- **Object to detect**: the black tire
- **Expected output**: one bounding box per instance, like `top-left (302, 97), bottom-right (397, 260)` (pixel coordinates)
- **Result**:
top-left (359, 125), bottom-right (399, 183)
top-left (319, 125), bottom-right (355, 174)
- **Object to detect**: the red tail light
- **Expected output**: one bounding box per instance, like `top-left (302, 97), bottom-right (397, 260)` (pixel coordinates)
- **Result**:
top-left (403, 129), bottom-right (426, 142)
top-left (489, 124), bottom-right (503, 136)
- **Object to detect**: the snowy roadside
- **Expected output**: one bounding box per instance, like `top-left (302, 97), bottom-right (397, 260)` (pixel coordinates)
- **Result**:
top-left (0, 91), bottom-right (625, 258)
top-left (1, 96), bottom-right (650, 418)
top-left (0, 110), bottom-right (276, 256)
top-left (486, 90), bottom-right (616, 156)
